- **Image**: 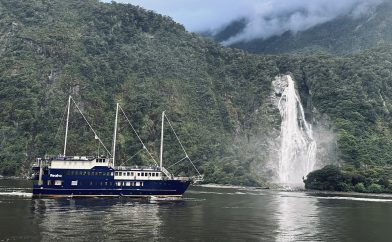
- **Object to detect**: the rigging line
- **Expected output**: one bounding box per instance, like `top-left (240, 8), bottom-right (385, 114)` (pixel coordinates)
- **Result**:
top-left (164, 114), bottom-right (188, 157)
top-left (186, 156), bottom-right (202, 176)
top-left (70, 97), bottom-right (112, 156)
top-left (45, 104), bottom-right (68, 155)
top-left (54, 104), bottom-right (68, 140)
top-left (118, 105), bottom-right (158, 166)
top-left (120, 148), bottom-right (144, 166)
top-left (164, 114), bottom-right (201, 176)
top-left (167, 156), bottom-right (188, 169)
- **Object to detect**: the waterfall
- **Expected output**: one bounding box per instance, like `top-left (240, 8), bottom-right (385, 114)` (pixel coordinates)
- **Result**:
top-left (276, 75), bottom-right (317, 184)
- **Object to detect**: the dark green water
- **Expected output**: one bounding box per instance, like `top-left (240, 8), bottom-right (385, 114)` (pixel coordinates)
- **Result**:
top-left (1, 179), bottom-right (392, 241)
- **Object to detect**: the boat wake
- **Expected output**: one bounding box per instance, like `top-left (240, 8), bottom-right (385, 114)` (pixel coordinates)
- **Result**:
top-left (316, 196), bottom-right (392, 203)
top-left (197, 184), bottom-right (247, 189)
top-left (0, 191), bottom-right (33, 197)
top-left (149, 196), bottom-right (183, 201)
top-left (187, 190), bottom-right (225, 195)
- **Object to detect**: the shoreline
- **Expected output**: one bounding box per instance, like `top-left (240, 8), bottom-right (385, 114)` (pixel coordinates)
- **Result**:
top-left (304, 189), bottom-right (392, 199)
top-left (195, 183), bottom-right (392, 197)
top-left (2, 177), bottom-right (391, 197)
top-left (0, 175), bottom-right (28, 180)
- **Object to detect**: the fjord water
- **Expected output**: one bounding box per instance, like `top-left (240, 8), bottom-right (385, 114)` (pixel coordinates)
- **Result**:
top-left (1, 179), bottom-right (392, 241)
top-left (277, 75), bottom-right (317, 184)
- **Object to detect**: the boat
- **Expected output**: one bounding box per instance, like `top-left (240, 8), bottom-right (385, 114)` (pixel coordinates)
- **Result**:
top-left (31, 96), bottom-right (203, 198)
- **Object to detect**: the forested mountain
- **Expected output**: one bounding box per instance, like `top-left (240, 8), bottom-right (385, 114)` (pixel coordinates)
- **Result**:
top-left (1, 0), bottom-right (392, 190)
top-left (0, 0), bottom-right (281, 185)
top-left (213, 1), bottom-right (392, 55)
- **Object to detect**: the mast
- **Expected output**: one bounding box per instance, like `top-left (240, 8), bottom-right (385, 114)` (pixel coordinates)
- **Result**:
top-left (63, 95), bottom-right (71, 156)
top-left (160, 111), bottom-right (165, 170)
top-left (112, 103), bottom-right (119, 167)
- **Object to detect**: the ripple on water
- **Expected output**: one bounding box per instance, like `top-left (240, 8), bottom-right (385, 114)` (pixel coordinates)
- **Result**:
top-left (2, 180), bottom-right (392, 241)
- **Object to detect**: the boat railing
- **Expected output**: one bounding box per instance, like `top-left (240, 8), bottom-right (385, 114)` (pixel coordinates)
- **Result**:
top-left (33, 155), bottom-right (109, 167)
top-left (115, 165), bottom-right (161, 171)
top-left (59, 156), bottom-right (96, 161)
top-left (32, 157), bottom-right (51, 168)
top-left (43, 155), bottom-right (110, 161)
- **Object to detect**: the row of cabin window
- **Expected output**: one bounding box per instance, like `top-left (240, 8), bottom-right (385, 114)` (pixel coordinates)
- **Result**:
top-left (115, 171), bottom-right (160, 177)
top-left (47, 180), bottom-right (109, 186)
top-left (47, 180), bottom-right (144, 187)
top-left (65, 171), bottom-right (114, 176)
top-left (96, 159), bottom-right (106, 163)
top-left (116, 181), bottom-right (144, 187)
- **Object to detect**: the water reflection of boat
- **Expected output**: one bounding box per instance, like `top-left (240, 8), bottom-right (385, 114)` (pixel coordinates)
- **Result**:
top-left (32, 96), bottom-right (202, 198)
top-left (31, 198), bottom-right (163, 240)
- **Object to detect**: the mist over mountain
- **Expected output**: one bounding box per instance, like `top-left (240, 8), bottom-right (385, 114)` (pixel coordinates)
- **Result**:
top-left (212, 0), bottom-right (392, 55)
top-left (105, 0), bottom-right (383, 42)
top-left (106, 0), bottom-right (388, 55)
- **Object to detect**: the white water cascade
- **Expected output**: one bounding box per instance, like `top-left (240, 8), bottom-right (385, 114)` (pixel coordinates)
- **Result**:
top-left (276, 75), bottom-right (317, 184)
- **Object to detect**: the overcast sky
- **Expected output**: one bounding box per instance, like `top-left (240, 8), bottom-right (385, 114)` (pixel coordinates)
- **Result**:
top-left (102, 0), bottom-right (383, 44)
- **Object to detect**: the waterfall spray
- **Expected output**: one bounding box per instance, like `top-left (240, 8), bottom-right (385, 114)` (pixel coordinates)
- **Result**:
top-left (276, 75), bottom-right (317, 184)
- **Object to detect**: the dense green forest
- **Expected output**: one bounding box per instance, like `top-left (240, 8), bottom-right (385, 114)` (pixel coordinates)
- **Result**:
top-left (1, 0), bottom-right (392, 189)
top-left (304, 165), bottom-right (392, 193)
top-left (0, 0), bottom-right (281, 186)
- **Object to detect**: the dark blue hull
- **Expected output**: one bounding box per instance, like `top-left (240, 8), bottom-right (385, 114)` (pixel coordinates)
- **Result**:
top-left (33, 180), bottom-right (191, 198)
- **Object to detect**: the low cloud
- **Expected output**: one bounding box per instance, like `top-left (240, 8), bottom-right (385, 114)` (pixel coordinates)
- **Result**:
top-left (222, 0), bottom-right (383, 45)
top-left (102, 0), bottom-right (383, 44)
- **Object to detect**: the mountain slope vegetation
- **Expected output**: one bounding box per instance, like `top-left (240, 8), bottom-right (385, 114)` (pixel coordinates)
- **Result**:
top-left (1, 0), bottom-right (392, 189)
top-left (0, 0), bottom-right (281, 185)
